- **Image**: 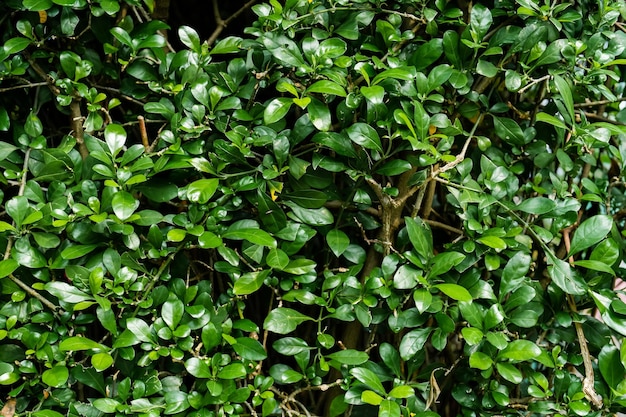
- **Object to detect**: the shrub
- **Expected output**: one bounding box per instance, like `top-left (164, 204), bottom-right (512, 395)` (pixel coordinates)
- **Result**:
top-left (1, 0), bottom-right (626, 416)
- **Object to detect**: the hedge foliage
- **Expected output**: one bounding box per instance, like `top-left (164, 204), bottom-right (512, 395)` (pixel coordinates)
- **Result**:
top-left (1, 0), bottom-right (626, 416)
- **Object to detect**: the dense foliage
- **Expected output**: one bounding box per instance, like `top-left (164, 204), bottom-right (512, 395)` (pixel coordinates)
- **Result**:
top-left (1, 0), bottom-right (626, 416)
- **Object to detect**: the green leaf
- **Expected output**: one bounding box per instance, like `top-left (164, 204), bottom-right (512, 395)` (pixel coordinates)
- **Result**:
top-left (434, 283), bottom-right (472, 302)
top-left (92, 352), bottom-right (114, 372)
top-left (546, 253), bottom-right (586, 295)
top-left (210, 36), bottom-right (242, 55)
top-left (233, 337), bottom-right (267, 361)
top-left (308, 97), bottom-right (332, 131)
top-left (346, 123), bottom-right (383, 152)
top-left (379, 399), bottom-right (401, 417)
top-left (61, 244), bottom-right (99, 260)
top-left (361, 390), bottom-right (383, 405)
top-left (104, 124), bottom-right (126, 157)
top-left (536, 112), bottom-right (568, 130)
top-left (498, 339), bottom-right (541, 361)
top-left (178, 25), bottom-right (200, 52)
top-left (273, 337), bottom-right (314, 355)
top-left (598, 345), bottom-right (624, 389)
top-left (217, 363), bottom-right (247, 379)
top-left (267, 248), bottom-right (289, 270)
top-left (93, 398), bottom-right (120, 413)
top-left (405, 217), bottom-right (433, 260)
top-left (569, 214), bottom-right (613, 256)
top-left (42, 365), bottom-right (69, 388)
top-left (60, 336), bottom-right (106, 351)
top-left (270, 364), bottom-right (303, 384)
top-left (264, 98), bottom-right (293, 125)
top-left (0, 259), bottom-right (19, 278)
top-left (492, 116), bottom-right (525, 146)
top-left (326, 229), bottom-right (350, 257)
top-left (125, 317), bottom-right (155, 344)
top-left (428, 251), bottom-right (465, 278)
top-left (45, 282), bottom-right (94, 303)
top-left (185, 357), bottom-right (211, 378)
top-left (470, 3), bottom-right (492, 42)
top-left (553, 74), bottom-right (575, 123)
top-left (500, 252), bottom-right (531, 297)
top-left (187, 178), bottom-right (219, 204)
top-left (517, 197), bottom-right (556, 215)
top-left (262, 34), bottom-right (307, 68)
top-left (350, 367), bottom-right (386, 395)
top-left (307, 80), bottom-right (347, 97)
top-left (388, 385), bottom-right (414, 399)
top-left (3, 38), bottom-right (31, 55)
top-left (234, 270), bottom-right (270, 296)
top-left (326, 349), bottom-right (368, 365)
top-left (162, 299), bottom-right (184, 329)
top-left (198, 231), bottom-right (222, 249)
top-left (263, 308), bottom-right (314, 334)
top-left (496, 362), bottom-right (523, 384)
top-left (283, 189), bottom-right (328, 208)
top-left (22, 0), bottom-right (52, 10)
top-left (399, 328), bottom-right (432, 360)
top-left (112, 191), bottom-right (140, 221)
top-left (223, 228), bottom-right (276, 248)
top-left (469, 351), bottom-right (493, 370)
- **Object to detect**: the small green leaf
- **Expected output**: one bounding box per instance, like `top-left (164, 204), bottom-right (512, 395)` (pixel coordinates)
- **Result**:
top-left (234, 270), bottom-right (270, 295)
top-left (187, 178), bottom-right (219, 204)
top-left (346, 123), bottom-right (383, 152)
top-left (469, 351), bottom-right (493, 370)
top-left (60, 336), bottom-right (106, 351)
top-left (498, 339), bottom-right (541, 362)
top-left (350, 367), bottom-right (386, 395)
top-left (264, 98), bottom-right (293, 125)
top-left (306, 80), bottom-right (347, 97)
top-left (104, 123), bottom-right (126, 157)
top-left (42, 365), bottom-right (69, 388)
top-left (125, 317), bottom-right (155, 344)
top-left (185, 357), bottom-right (211, 378)
top-left (223, 228), bottom-right (276, 247)
top-left (361, 390), bottom-right (383, 405)
top-left (178, 25), bottom-right (201, 52)
top-left (546, 253), bottom-right (587, 295)
top-left (162, 299), bottom-right (184, 329)
top-left (399, 328), bottom-right (432, 360)
top-left (233, 337), bottom-right (267, 361)
top-left (112, 191), bottom-right (140, 221)
top-left (326, 229), bottom-right (350, 257)
top-left (61, 244), bottom-right (99, 260)
top-left (492, 116), bottom-right (525, 146)
top-left (517, 197), bottom-right (556, 215)
top-left (405, 217), bottom-right (433, 260)
top-left (263, 308), bottom-right (314, 334)
top-left (92, 352), bottom-right (114, 371)
top-left (0, 259), bottom-right (19, 278)
top-left (388, 385), bottom-right (414, 399)
top-left (217, 363), bottom-right (247, 379)
top-left (569, 214), bottom-right (613, 256)
top-left (308, 97), bottom-right (332, 131)
top-left (496, 362), bottom-right (523, 384)
top-left (326, 349), bottom-right (368, 365)
top-left (434, 283), bottom-right (472, 301)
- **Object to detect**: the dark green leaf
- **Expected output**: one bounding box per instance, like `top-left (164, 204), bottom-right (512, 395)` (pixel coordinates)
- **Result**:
top-left (569, 214), bottom-right (613, 256)
top-left (264, 308), bottom-right (314, 334)
top-left (346, 123), bottom-right (383, 152)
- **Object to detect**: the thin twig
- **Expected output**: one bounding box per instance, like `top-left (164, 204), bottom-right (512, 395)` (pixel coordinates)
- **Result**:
top-left (574, 96), bottom-right (626, 108)
top-left (581, 111), bottom-right (626, 126)
top-left (562, 227), bottom-right (603, 409)
top-left (70, 99), bottom-right (89, 159)
top-left (0, 81), bottom-right (49, 93)
top-left (518, 74), bottom-right (551, 94)
top-left (431, 113), bottom-right (484, 177)
top-left (207, 0), bottom-right (258, 46)
top-left (138, 115), bottom-right (149, 151)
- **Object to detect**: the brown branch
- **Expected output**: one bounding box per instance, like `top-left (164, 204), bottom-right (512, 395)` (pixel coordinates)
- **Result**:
top-left (574, 96), bottom-right (626, 108)
top-left (70, 99), bottom-right (89, 159)
top-left (562, 227), bottom-right (603, 409)
top-left (138, 115), bottom-right (150, 151)
top-left (207, 0), bottom-right (258, 46)
top-left (581, 111), bottom-right (626, 126)
top-left (0, 81), bottom-right (49, 93)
